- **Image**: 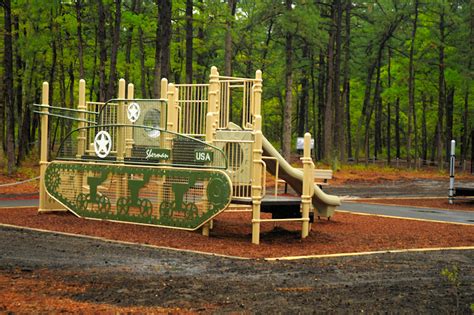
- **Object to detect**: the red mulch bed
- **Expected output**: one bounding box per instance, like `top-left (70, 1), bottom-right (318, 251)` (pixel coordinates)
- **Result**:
top-left (353, 198), bottom-right (474, 211)
top-left (0, 208), bottom-right (473, 259)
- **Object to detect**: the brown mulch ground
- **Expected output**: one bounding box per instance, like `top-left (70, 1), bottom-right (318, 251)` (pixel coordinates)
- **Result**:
top-left (353, 198), bottom-right (474, 211)
top-left (0, 270), bottom-right (184, 314)
top-left (0, 207), bottom-right (473, 259)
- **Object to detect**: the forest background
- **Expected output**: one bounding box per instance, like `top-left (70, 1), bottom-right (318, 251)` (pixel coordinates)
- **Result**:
top-left (0, 0), bottom-right (473, 175)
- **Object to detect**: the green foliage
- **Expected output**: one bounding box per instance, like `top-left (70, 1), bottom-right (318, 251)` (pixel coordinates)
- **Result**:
top-left (441, 265), bottom-right (461, 312)
top-left (0, 0), bottom-right (472, 170)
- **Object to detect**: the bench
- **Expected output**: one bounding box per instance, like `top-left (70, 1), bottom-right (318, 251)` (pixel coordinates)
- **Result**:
top-left (278, 168), bottom-right (333, 193)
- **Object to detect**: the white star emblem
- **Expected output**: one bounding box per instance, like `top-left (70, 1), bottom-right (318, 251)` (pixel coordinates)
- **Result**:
top-left (127, 102), bottom-right (141, 123)
top-left (94, 131), bottom-right (112, 158)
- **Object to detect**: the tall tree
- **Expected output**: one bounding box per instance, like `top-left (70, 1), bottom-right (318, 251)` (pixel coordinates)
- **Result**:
top-left (407, 0), bottom-right (419, 168)
top-left (98, 0), bottom-right (107, 101)
top-left (435, 4), bottom-right (446, 168)
top-left (333, 0), bottom-right (344, 163)
top-left (282, 0), bottom-right (293, 160)
top-left (107, 0), bottom-right (122, 100)
top-left (342, 0), bottom-right (352, 160)
top-left (323, 2), bottom-right (336, 162)
top-left (153, 0), bottom-right (172, 97)
top-left (2, 0), bottom-right (16, 173)
top-left (75, 0), bottom-right (85, 79)
top-left (185, 0), bottom-right (193, 83)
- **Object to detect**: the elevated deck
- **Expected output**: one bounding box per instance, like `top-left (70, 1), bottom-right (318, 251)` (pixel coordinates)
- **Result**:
top-left (232, 195), bottom-right (314, 222)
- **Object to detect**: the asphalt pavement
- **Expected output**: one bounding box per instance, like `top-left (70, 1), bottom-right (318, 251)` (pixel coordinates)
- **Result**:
top-left (1, 194), bottom-right (473, 225)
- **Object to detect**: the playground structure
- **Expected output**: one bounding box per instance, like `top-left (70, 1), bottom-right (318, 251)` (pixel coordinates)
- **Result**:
top-left (35, 67), bottom-right (341, 244)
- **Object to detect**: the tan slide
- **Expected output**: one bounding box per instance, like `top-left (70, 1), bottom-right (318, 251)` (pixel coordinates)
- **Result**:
top-left (262, 135), bottom-right (341, 218)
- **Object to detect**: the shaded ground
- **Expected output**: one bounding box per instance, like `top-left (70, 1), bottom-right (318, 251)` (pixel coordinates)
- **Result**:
top-left (1, 226), bottom-right (473, 313)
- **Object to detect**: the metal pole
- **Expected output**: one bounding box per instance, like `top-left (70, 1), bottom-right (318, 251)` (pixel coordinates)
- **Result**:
top-left (448, 140), bottom-right (455, 204)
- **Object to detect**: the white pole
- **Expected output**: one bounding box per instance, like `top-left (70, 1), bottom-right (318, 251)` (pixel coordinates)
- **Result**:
top-left (448, 140), bottom-right (455, 204)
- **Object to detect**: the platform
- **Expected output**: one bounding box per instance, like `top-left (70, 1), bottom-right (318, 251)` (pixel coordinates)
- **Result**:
top-left (455, 187), bottom-right (474, 197)
top-left (232, 195), bottom-right (314, 222)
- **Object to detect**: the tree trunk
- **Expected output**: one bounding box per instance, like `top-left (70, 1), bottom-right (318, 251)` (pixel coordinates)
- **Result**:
top-left (436, 7), bottom-right (446, 168)
top-left (98, 0), bottom-right (107, 102)
top-left (75, 0), bottom-right (85, 79)
top-left (355, 62), bottom-right (375, 163)
top-left (317, 50), bottom-right (326, 161)
top-left (310, 50), bottom-right (318, 161)
top-left (407, 0), bottom-right (419, 168)
top-left (342, 0), bottom-right (352, 160)
top-left (154, 0), bottom-right (172, 97)
top-left (323, 2), bottom-right (335, 162)
top-left (13, 15), bottom-right (25, 164)
top-left (125, 0), bottom-right (138, 83)
top-left (395, 97), bottom-right (400, 159)
top-left (3, 0), bottom-right (16, 173)
top-left (282, 0), bottom-right (293, 161)
top-left (185, 0), bottom-right (193, 83)
top-left (386, 47), bottom-right (392, 166)
top-left (297, 43), bottom-right (310, 137)
top-left (138, 0), bottom-right (147, 98)
top-left (333, 0), bottom-right (344, 163)
top-left (421, 94), bottom-right (428, 164)
top-left (160, 0), bottom-right (172, 81)
top-left (48, 8), bottom-right (57, 153)
top-left (461, 4), bottom-right (473, 163)
top-left (107, 0), bottom-right (121, 100)
top-left (224, 0), bottom-right (237, 77)
top-left (365, 56), bottom-right (382, 165)
top-left (445, 87), bottom-right (454, 159)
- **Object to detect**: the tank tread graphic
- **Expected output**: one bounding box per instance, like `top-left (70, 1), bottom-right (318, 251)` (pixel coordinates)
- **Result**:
top-left (44, 161), bottom-right (232, 230)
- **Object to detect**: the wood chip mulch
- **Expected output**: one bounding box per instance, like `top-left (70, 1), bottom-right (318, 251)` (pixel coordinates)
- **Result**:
top-left (0, 208), bottom-right (473, 259)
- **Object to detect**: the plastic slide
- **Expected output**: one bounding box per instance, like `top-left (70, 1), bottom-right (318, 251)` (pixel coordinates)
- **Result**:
top-left (262, 135), bottom-right (341, 217)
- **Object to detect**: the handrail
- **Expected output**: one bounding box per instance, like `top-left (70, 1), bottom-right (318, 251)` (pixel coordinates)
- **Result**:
top-left (262, 156), bottom-right (279, 196)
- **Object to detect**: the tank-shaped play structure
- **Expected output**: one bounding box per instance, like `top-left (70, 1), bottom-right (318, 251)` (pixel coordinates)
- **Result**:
top-left (35, 67), bottom-right (340, 244)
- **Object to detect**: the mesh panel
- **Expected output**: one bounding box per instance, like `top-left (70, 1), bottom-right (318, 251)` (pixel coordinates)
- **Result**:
top-left (56, 125), bottom-right (227, 169)
top-left (45, 162), bottom-right (232, 230)
top-left (175, 84), bottom-right (209, 136)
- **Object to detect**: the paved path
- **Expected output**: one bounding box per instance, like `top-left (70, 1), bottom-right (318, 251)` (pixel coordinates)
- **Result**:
top-left (340, 201), bottom-right (474, 225)
top-left (1, 197), bottom-right (473, 225)
top-left (0, 198), bottom-right (38, 208)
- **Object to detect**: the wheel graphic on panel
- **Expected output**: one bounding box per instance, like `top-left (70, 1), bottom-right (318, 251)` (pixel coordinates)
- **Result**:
top-left (46, 166), bottom-right (61, 192)
top-left (159, 201), bottom-right (172, 218)
top-left (207, 177), bottom-right (230, 207)
top-left (139, 198), bottom-right (153, 217)
top-left (185, 202), bottom-right (199, 220)
top-left (116, 197), bottom-right (130, 216)
top-left (76, 193), bottom-right (89, 211)
top-left (97, 195), bottom-right (111, 214)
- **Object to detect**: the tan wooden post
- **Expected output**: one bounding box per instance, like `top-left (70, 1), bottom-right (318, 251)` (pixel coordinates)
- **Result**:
top-left (253, 70), bottom-right (262, 124)
top-left (201, 112), bottom-right (216, 237)
top-left (208, 66), bottom-right (220, 129)
top-left (77, 79), bottom-right (86, 157)
top-left (250, 70), bottom-right (264, 244)
top-left (251, 115), bottom-right (263, 244)
top-left (125, 83), bottom-right (134, 156)
top-left (116, 79), bottom-right (126, 162)
top-left (167, 83), bottom-right (176, 132)
top-left (161, 78), bottom-right (168, 129)
top-left (38, 82), bottom-right (50, 212)
top-left (301, 132), bottom-right (313, 238)
top-left (38, 82), bottom-right (65, 213)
